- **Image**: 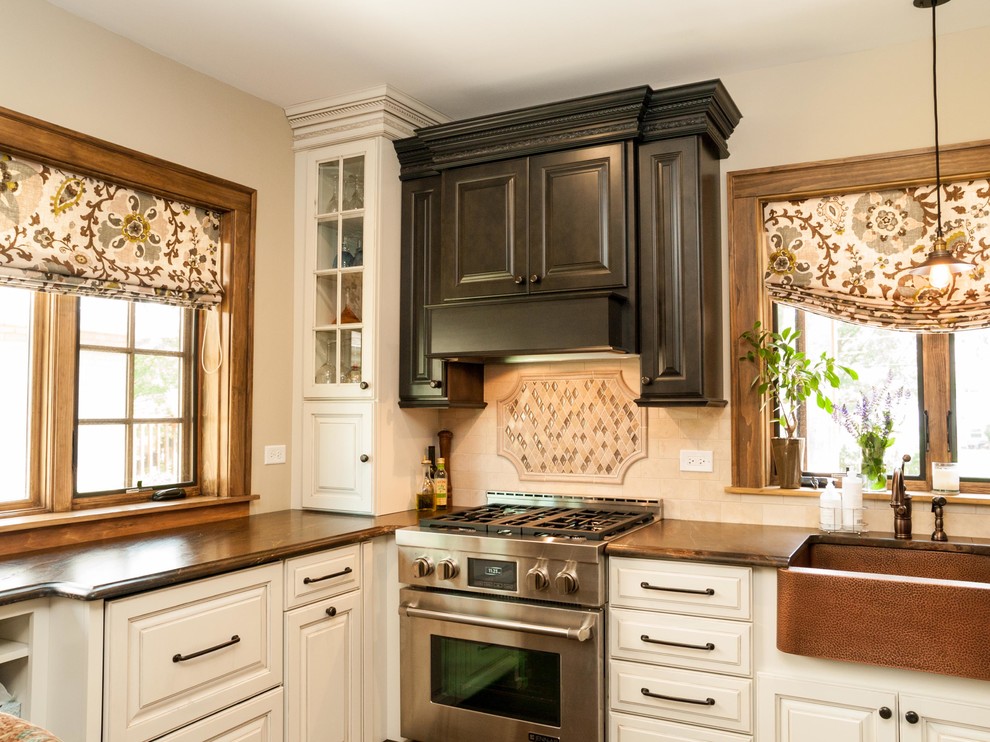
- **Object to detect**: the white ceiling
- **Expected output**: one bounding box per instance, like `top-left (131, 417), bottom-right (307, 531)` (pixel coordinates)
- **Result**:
top-left (46, 0), bottom-right (990, 120)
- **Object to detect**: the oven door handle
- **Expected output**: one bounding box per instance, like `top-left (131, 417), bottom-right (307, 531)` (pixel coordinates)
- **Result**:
top-left (401, 605), bottom-right (593, 642)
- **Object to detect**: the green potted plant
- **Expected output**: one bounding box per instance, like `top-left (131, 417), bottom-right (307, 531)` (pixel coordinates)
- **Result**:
top-left (739, 320), bottom-right (857, 488)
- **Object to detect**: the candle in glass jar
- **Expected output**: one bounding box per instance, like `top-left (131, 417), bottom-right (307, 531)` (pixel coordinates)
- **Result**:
top-left (932, 462), bottom-right (960, 493)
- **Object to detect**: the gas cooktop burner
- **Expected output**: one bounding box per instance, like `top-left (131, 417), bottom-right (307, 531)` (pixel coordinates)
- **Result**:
top-left (419, 503), bottom-right (654, 541)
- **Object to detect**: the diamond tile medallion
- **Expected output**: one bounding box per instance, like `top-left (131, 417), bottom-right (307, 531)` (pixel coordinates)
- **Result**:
top-left (496, 371), bottom-right (647, 482)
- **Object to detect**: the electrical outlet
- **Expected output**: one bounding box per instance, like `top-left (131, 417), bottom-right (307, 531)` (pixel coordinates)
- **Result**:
top-left (680, 449), bottom-right (714, 473)
top-left (264, 444), bottom-right (287, 465)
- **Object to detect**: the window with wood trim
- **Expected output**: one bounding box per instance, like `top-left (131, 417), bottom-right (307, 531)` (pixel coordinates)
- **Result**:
top-left (728, 139), bottom-right (990, 494)
top-left (0, 107), bottom-right (255, 517)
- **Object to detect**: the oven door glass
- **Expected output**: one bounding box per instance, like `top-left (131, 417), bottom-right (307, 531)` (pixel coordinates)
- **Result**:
top-left (431, 635), bottom-right (561, 726)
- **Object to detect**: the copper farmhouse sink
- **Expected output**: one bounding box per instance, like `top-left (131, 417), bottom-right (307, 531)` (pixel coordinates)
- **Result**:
top-left (777, 536), bottom-right (990, 680)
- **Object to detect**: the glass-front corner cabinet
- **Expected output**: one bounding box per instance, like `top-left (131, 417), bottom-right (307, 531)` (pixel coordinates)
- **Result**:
top-left (304, 141), bottom-right (378, 399)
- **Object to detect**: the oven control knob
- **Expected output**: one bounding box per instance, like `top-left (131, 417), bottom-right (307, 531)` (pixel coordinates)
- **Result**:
top-left (554, 569), bottom-right (579, 594)
top-left (412, 556), bottom-right (435, 578)
top-left (437, 558), bottom-right (460, 581)
top-left (526, 567), bottom-right (550, 591)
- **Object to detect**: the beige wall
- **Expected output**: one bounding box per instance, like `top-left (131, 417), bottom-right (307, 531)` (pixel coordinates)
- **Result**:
top-left (438, 24), bottom-right (990, 539)
top-left (4, 0), bottom-right (296, 512)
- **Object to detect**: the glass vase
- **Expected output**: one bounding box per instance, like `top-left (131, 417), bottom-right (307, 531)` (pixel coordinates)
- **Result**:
top-left (859, 440), bottom-right (888, 492)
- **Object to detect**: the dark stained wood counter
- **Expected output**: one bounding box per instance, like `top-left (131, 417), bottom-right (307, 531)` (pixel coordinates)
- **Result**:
top-left (0, 509), bottom-right (421, 606)
top-left (606, 519), bottom-right (814, 567)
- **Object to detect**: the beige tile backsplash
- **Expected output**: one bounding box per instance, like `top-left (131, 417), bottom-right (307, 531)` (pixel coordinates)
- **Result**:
top-left (438, 357), bottom-right (990, 539)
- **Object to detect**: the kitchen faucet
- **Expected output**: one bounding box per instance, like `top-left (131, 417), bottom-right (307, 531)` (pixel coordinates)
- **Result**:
top-left (890, 454), bottom-right (912, 539)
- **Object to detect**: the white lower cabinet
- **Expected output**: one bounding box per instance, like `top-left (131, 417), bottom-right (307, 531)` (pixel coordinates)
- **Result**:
top-left (608, 558), bottom-right (754, 742)
top-left (758, 674), bottom-right (990, 742)
top-left (156, 688), bottom-right (284, 742)
top-left (284, 545), bottom-right (363, 742)
top-left (104, 563), bottom-right (283, 742)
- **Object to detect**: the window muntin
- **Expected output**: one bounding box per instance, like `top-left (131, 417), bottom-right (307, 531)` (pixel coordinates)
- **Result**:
top-left (75, 296), bottom-right (194, 496)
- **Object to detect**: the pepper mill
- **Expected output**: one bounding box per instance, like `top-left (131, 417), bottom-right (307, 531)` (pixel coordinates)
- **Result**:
top-left (438, 429), bottom-right (453, 509)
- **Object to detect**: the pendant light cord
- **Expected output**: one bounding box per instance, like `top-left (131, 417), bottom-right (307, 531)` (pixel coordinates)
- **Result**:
top-left (931, 0), bottom-right (944, 240)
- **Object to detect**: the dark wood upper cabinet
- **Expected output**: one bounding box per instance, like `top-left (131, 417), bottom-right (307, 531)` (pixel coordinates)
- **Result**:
top-left (395, 80), bottom-right (740, 408)
top-left (398, 174), bottom-right (485, 408)
top-left (636, 137), bottom-right (725, 406)
top-left (529, 144), bottom-right (627, 294)
top-left (440, 159), bottom-right (528, 301)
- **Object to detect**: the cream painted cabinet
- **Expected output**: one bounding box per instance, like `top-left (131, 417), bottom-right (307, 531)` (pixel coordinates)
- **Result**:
top-left (103, 563), bottom-right (283, 742)
top-left (608, 558), bottom-right (754, 741)
top-left (759, 675), bottom-right (990, 742)
top-left (284, 543), bottom-right (364, 742)
top-left (289, 88), bottom-right (441, 515)
top-left (301, 401), bottom-right (373, 513)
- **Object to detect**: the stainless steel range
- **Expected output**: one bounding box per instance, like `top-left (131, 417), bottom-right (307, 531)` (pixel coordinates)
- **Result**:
top-left (397, 492), bottom-right (661, 742)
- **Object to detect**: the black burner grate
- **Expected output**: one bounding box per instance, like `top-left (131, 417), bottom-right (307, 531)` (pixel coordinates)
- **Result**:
top-left (420, 504), bottom-right (653, 540)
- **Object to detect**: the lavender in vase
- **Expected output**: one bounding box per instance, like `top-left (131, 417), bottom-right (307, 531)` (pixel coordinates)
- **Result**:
top-left (832, 372), bottom-right (911, 491)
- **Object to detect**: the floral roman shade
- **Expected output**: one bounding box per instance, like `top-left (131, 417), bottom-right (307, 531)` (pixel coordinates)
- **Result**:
top-left (763, 180), bottom-right (990, 331)
top-left (0, 151), bottom-right (222, 307)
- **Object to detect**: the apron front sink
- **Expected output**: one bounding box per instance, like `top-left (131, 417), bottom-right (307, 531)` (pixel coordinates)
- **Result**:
top-left (777, 536), bottom-right (990, 680)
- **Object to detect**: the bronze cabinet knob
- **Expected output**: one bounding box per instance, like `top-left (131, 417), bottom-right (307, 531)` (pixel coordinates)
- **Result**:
top-left (905, 711), bottom-right (920, 724)
top-left (879, 707), bottom-right (892, 720)
top-left (641, 376), bottom-right (652, 386)
top-left (359, 381), bottom-right (369, 390)
top-left (429, 379), bottom-right (442, 389)
top-left (513, 275), bottom-right (525, 284)
top-left (359, 454), bottom-right (369, 463)
top-left (529, 274), bottom-right (541, 284)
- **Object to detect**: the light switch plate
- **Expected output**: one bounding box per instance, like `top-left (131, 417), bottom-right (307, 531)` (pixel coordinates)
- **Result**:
top-left (680, 449), bottom-right (714, 472)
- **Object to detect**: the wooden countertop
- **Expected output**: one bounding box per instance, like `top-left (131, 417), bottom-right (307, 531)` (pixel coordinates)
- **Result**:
top-left (606, 519), bottom-right (814, 567)
top-left (0, 509), bottom-right (421, 606)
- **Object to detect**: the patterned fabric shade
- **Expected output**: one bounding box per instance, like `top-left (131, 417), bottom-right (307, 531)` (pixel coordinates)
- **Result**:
top-left (763, 180), bottom-right (990, 332)
top-left (0, 152), bottom-right (222, 307)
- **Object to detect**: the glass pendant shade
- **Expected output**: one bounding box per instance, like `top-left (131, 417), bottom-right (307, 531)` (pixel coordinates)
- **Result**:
top-left (909, 236), bottom-right (973, 289)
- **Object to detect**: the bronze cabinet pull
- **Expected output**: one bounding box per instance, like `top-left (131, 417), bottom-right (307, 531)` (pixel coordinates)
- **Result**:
top-left (905, 711), bottom-right (920, 724)
top-left (641, 687), bottom-right (715, 706)
top-left (172, 634), bottom-right (240, 663)
top-left (640, 634), bottom-right (715, 651)
top-left (879, 707), bottom-right (893, 720)
top-left (640, 581), bottom-right (714, 596)
top-left (303, 566), bottom-right (353, 585)
top-left (325, 606), bottom-right (337, 618)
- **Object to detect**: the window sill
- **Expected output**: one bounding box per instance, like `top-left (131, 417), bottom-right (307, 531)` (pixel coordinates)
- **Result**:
top-left (0, 495), bottom-right (258, 556)
top-left (726, 486), bottom-right (990, 505)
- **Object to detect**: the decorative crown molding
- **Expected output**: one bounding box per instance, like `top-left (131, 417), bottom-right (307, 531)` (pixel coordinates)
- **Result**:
top-left (284, 85), bottom-right (449, 150)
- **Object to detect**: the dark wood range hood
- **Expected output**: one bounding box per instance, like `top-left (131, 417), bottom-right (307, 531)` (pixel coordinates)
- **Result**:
top-left (395, 81), bottom-right (741, 406)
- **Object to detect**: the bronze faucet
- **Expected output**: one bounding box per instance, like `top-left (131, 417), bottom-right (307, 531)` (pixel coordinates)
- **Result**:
top-left (931, 496), bottom-right (948, 542)
top-left (890, 454), bottom-right (912, 539)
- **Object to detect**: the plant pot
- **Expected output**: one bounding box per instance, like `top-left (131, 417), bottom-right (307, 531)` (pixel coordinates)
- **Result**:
top-left (771, 437), bottom-right (805, 489)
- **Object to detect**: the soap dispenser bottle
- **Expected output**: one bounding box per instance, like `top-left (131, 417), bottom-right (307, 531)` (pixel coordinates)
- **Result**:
top-left (819, 479), bottom-right (841, 532)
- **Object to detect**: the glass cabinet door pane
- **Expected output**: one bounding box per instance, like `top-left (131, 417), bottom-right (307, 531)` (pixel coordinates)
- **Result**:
top-left (341, 156), bottom-right (365, 211)
top-left (342, 216), bottom-right (364, 267)
top-left (340, 329), bottom-right (362, 383)
top-left (317, 220), bottom-right (339, 271)
top-left (318, 161), bottom-right (340, 215)
top-left (340, 273), bottom-right (362, 324)
top-left (315, 275), bottom-right (338, 327)
top-left (315, 331), bottom-right (338, 385)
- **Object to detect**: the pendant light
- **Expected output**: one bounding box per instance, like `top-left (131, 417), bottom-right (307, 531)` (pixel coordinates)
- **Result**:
top-left (908, 0), bottom-right (974, 291)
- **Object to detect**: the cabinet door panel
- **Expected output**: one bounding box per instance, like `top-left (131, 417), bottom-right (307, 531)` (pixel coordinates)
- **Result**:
top-left (530, 143), bottom-right (627, 292)
top-left (900, 694), bottom-right (990, 741)
top-left (301, 402), bottom-right (373, 513)
top-left (758, 674), bottom-right (897, 742)
top-left (440, 159), bottom-right (527, 300)
top-left (285, 592), bottom-right (362, 742)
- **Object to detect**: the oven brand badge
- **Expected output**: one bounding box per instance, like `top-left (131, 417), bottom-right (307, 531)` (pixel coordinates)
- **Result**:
top-left (527, 734), bottom-right (559, 742)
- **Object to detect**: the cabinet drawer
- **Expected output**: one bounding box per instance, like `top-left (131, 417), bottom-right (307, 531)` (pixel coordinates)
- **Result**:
top-left (610, 558), bottom-right (751, 619)
top-left (155, 688), bottom-right (283, 742)
top-left (610, 711), bottom-right (752, 742)
top-left (284, 544), bottom-right (361, 609)
top-left (610, 607), bottom-right (752, 676)
top-left (610, 659), bottom-right (753, 733)
top-left (104, 564), bottom-right (283, 742)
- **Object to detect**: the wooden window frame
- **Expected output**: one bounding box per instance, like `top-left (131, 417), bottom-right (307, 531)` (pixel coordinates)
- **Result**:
top-left (727, 138), bottom-right (990, 495)
top-left (0, 106), bottom-right (255, 523)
